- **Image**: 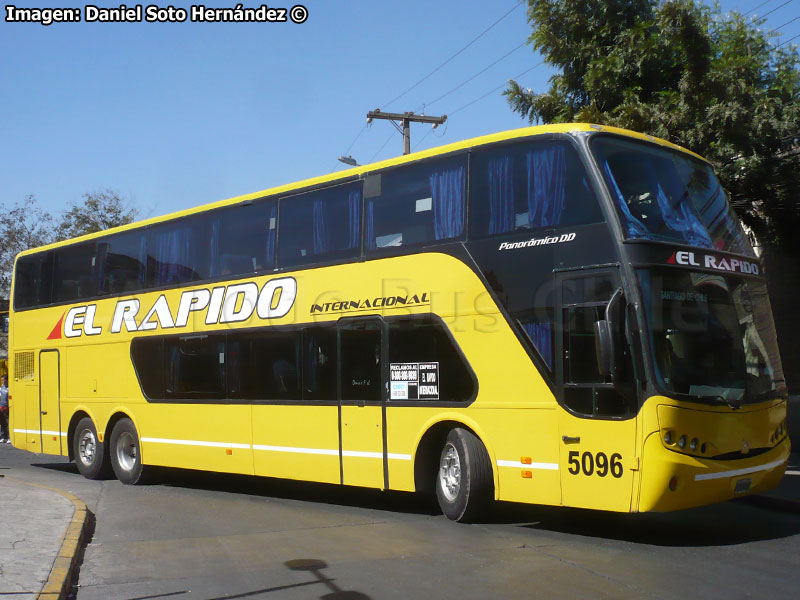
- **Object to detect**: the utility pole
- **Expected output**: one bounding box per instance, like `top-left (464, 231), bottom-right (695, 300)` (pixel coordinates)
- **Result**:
top-left (367, 109), bottom-right (447, 155)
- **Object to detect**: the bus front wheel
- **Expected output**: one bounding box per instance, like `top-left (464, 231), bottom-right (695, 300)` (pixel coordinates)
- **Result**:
top-left (74, 417), bottom-right (111, 480)
top-left (436, 428), bottom-right (493, 522)
top-left (109, 418), bottom-right (146, 485)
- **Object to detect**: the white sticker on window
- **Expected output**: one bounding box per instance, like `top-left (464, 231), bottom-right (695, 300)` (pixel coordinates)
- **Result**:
top-left (416, 197), bottom-right (433, 212)
top-left (269, 217), bottom-right (276, 230)
top-left (376, 233), bottom-right (403, 248)
top-left (390, 362), bottom-right (439, 400)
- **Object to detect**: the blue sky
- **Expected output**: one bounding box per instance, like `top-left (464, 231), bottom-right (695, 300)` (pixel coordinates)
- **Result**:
top-left (1, 0), bottom-right (798, 220)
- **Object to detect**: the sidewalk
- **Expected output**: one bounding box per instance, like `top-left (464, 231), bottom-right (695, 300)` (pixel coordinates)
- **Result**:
top-left (0, 475), bottom-right (88, 600)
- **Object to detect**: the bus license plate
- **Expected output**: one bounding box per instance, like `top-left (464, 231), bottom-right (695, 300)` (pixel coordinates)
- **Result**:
top-left (733, 478), bottom-right (752, 494)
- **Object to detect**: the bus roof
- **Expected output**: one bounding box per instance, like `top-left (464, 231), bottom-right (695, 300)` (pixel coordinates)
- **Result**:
top-left (19, 123), bottom-right (706, 256)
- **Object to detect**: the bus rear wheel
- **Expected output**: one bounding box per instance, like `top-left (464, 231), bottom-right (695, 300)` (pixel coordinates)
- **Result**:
top-left (435, 428), bottom-right (493, 522)
top-left (109, 418), bottom-right (146, 485)
top-left (74, 417), bottom-right (111, 480)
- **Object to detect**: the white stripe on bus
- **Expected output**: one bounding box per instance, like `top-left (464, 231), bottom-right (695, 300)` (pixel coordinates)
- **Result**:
top-left (143, 438), bottom-right (411, 460)
top-left (13, 429), bottom-right (66, 436)
top-left (497, 459), bottom-right (559, 470)
top-left (694, 458), bottom-right (786, 481)
top-left (142, 437), bottom-right (250, 450)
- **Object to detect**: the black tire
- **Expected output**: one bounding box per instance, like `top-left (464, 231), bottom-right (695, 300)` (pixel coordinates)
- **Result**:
top-left (435, 427), bottom-right (493, 522)
top-left (73, 417), bottom-right (111, 480)
top-left (109, 418), bottom-right (146, 485)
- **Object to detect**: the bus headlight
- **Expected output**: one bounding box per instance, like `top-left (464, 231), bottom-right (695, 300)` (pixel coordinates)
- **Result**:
top-left (678, 435), bottom-right (687, 450)
top-left (664, 431), bottom-right (674, 445)
top-left (689, 438), bottom-right (698, 451)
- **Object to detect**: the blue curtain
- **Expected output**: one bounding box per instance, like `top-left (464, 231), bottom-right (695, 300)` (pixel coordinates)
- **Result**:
top-left (488, 155), bottom-right (515, 234)
top-left (431, 165), bottom-right (465, 240)
top-left (138, 236), bottom-right (148, 285)
top-left (527, 145), bottom-right (566, 228)
top-left (151, 226), bottom-right (193, 284)
top-left (522, 321), bottom-right (553, 370)
top-left (348, 189), bottom-right (361, 249)
top-left (654, 182), bottom-right (713, 248)
top-left (601, 162), bottom-right (652, 239)
top-left (366, 200), bottom-right (375, 250)
top-left (265, 203), bottom-right (277, 267)
top-left (313, 197), bottom-right (327, 255)
top-left (209, 219), bottom-right (222, 277)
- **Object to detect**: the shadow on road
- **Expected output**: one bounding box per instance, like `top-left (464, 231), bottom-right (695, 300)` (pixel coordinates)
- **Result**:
top-left (30, 459), bottom-right (800, 549)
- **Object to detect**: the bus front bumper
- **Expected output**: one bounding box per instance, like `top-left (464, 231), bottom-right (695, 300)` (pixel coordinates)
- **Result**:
top-left (637, 433), bottom-right (790, 512)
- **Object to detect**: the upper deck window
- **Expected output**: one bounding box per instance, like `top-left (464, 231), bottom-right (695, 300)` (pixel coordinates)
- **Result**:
top-left (592, 136), bottom-right (754, 256)
top-left (210, 199), bottom-right (277, 276)
top-left (278, 182), bottom-right (361, 268)
top-left (469, 139), bottom-right (602, 239)
top-left (366, 154), bottom-right (467, 251)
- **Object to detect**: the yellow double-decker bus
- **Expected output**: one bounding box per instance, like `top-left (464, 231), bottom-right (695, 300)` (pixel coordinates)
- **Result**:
top-left (9, 124), bottom-right (789, 521)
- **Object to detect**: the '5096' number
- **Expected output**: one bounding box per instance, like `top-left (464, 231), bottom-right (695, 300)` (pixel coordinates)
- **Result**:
top-left (568, 451), bottom-right (623, 478)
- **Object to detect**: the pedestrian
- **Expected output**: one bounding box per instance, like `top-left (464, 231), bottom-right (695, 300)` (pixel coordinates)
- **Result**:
top-left (0, 374), bottom-right (9, 443)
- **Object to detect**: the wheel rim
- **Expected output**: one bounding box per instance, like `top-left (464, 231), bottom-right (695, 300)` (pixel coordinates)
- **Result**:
top-left (115, 431), bottom-right (137, 472)
top-left (439, 442), bottom-right (461, 502)
top-left (78, 429), bottom-right (97, 466)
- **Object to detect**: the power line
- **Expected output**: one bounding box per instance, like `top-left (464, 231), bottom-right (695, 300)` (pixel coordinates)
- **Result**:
top-left (779, 32), bottom-right (800, 45)
top-left (773, 14), bottom-right (800, 31)
top-left (424, 41), bottom-right (528, 109)
top-left (368, 131), bottom-right (397, 164)
top-left (758, 0), bottom-right (794, 20)
top-left (379, 1), bottom-right (524, 110)
top-left (744, 0), bottom-right (776, 16)
top-left (450, 61), bottom-right (545, 117)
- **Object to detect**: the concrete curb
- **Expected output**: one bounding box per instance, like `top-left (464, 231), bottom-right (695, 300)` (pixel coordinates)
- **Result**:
top-left (6, 477), bottom-right (90, 600)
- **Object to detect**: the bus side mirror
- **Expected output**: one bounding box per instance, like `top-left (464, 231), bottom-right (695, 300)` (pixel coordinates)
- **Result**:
top-left (595, 319), bottom-right (613, 378)
top-left (595, 287), bottom-right (625, 385)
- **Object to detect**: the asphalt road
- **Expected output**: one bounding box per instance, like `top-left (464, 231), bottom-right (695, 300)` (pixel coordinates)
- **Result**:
top-left (4, 447), bottom-right (800, 600)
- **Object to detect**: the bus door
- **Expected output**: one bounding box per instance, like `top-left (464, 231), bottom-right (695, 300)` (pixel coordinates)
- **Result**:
top-left (38, 350), bottom-right (63, 455)
top-left (555, 270), bottom-right (637, 511)
top-left (338, 317), bottom-right (386, 489)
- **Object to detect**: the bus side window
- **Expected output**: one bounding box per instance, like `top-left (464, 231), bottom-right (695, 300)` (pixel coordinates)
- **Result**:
top-left (210, 199), bottom-right (277, 276)
top-left (303, 327), bottom-right (337, 401)
top-left (366, 154), bottom-right (467, 252)
top-left (228, 331), bottom-right (300, 401)
top-left (561, 275), bottom-right (632, 417)
top-left (278, 182), bottom-right (361, 269)
top-left (340, 324), bottom-right (381, 402)
top-left (388, 317), bottom-right (475, 403)
top-left (52, 243), bottom-right (98, 302)
top-left (469, 139), bottom-right (603, 239)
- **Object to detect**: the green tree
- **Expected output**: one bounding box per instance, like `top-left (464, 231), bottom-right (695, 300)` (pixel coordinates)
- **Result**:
top-left (0, 190), bottom-right (138, 300)
top-left (505, 0), bottom-right (800, 254)
top-left (56, 189), bottom-right (138, 241)
top-left (0, 196), bottom-right (56, 298)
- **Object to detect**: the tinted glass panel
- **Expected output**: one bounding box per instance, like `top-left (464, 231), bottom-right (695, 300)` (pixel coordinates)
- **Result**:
top-left (367, 155), bottom-right (466, 251)
top-left (470, 139), bottom-right (602, 239)
top-left (211, 200), bottom-right (277, 276)
top-left (279, 183), bottom-right (361, 268)
top-left (164, 336), bottom-right (225, 399)
top-left (14, 252), bottom-right (53, 309)
top-left (98, 231), bottom-right (146, 294)
top-left (388, 317), bottom-right (474, 402)
top-left (303, 327), bottom-right (337, 400)
top-left (147, 218), bottom-right (211, 286)
top-left (228, 331), bottom-right (300, 400)
top-left (593, 136), bottom-right (754, 256)
top-left (52, 243), bottom-right (98, 303)
top-left (564, 305), bottom-right (606, 384)
top-left (131, 337), bottom-right (164, 398)
top-left (340, 322), bottom-right (381, 401)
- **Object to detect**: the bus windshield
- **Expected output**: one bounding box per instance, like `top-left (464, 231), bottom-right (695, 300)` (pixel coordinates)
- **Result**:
top-left (638, 269), bottom-right (786, 405)
top-left (593, 136), bottom-right (754, 256)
